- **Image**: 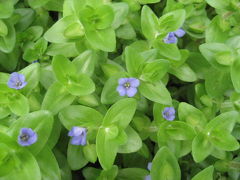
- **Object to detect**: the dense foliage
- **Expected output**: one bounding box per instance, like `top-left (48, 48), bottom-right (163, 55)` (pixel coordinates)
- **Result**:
top-left (0, 0), bottom-right (240, 179)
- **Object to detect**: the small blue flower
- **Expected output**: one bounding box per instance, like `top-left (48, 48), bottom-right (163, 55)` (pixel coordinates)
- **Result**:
top-left (117, 78), bottom-right (140, 97)
top-left (147, 162), bottom-right (152, 171)
top-left (32, 60), bottom-right (39, 63)
top-left (144, 162), bottom-right (152, 180)
top-left (163, 28), bottom-right (186, 44)
top-left (7, 72), bottom-right (27, 90)
top-left (145, 175), bottom-right (151, 180)
top-left (164, 32), bottom-right (178, 44)
top-left (174, 28), bottom-right (186, 38)
top-left (18, 128), bottom-right (38, 146)
top-left (162, 107), bottom-right (176, 121)
top-left (68, 126), bottom-right (87, 146)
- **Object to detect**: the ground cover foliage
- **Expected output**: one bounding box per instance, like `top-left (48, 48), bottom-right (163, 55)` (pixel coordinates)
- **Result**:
top-left (0, 0), bottom-right (240, 179)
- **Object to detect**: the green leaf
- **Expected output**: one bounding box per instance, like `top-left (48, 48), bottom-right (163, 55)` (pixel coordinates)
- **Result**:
top-left (23, 38), bottom-right (48, 62)
top-left (46, 42), bottom-right (79, 57)
top-left (153, 41), bottom-right (181, 61)
top-left (163, 121), bottom-right (196, 141)
top-left (85, 28), bottom-right (116, 52)
top-left (98, 165), bottom-right (118, 180)
top-left (199, 43), bottom-right (231, 70)
top-left (67, 143), bottom-right (88, 170)
top-left (118, 126), bottom-right (142, 153)
top-left (209, 129), bottom-right (239, 151)
top-left (83, 144), bottom-right (97, 163)
top-left (111, 2), bottom-right (129, 29)
top-left (192, 133), bottom-right (213, 163)
top-left (117, 168), bottom-right (149, 180)
top-left (101, 73), bottom-right (126, 105)
top-left (83, 167), bottom-right (101, 180)
top-left (158, 9), bottom-right (186, 33)
top-left (8, 110), bottom-right (54, 155)
top-left (141, 5), bottom-right (159, 40)
top-left (54, 149), bottom-right (72, 180)
top-left (8, 93), bottom-right (29, 116)
top-left (169, 63), bottom-right (197, 82)
top-left (178, 102), bottom-right (207, 131)
top-left (28, 0), bottom-right (50, 8)
top-left (0, 20), bottom-right (15, 53)
top-left (0, 149), bottom-right (41, 180)
top-left (36, 147), bottom-right (61, 180)
top-left (65, 74), bottom-right (95, 96)
top-left (0, 48), bottom-right (19, 71)
top-left (0, 20), bottom-right (8, 37)
top-left (205, 111), bottom-right (238, 133)
top-left (0, 143), bottom-right (16, 177)
top-left (138, 0), bottom-right (161, 4)
top-left (94, 5), bottom-right (114, 30)
top-left (0, 0), bottom-right (14, 18)
top-left (59, 105), bottom-right (103, 129)
top-left (52, 55), bottom-right (76, 84)
top-left (139, 81), bottom-right (172, 105)
top-left (116, 23), bottom-right (136, 40)
top-left (205, 16), bottom-right (229, 43)
top-left (96, 127), bottom-right (119, 170)
top-left (205, 68), bottom-right (232, 98)
top-left (192, 166), bottom-right (214, 180)
top-left (15, 8), bottom-right (35, 32)
top-left (19, 63), bottom-right (40, 95)
top-left (141, 59), bottom-right (170, 82)
top-left (231, 57), bottom-right (240, 93)
top-left (41, 82), bottom-right (75, 115)
top-left (44, 15), bottom-right (79, 43)
top-left (72, 50), bottom-right (96, 76)
top-left (150, 147), bottom-right (181, 180)
top-left (103, 98), bottom-right (137, 129)
top-left (205, 0), bottom-right (230, 9)
top-left (125, 46), bottom-right (145, 77)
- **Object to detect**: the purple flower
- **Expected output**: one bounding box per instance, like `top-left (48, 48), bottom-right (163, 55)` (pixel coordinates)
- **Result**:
top-left (164, 32), bottom-right (178, 44)
top-left (32, 60), bottom-right (39, 63)
top-left (117, 78), bottom-right (140, 97)
top-left (18, 128), bottom-right (38, 146)
top-left (68, 126), bottom-right (87, 146)
top-left (162, 107), bottom-right (176, 121)
top-left (144, 162), bottom-right (152, 180)
top-left (147, 162), bottom-right (152, 170)
top-left (174, 28), bottom-right (186, 38)
top-left (163, 28), bottom-right (185, 44)
top-left (7, 72), bottom-right (27, 90)
top-left (145, 175), bottom-right (151, 180)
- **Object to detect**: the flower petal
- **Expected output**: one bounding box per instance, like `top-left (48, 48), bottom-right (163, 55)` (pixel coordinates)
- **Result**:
top-left (174, 28), bottom-right (185, 38)
top-left (71, 135), bottom-right (86, 146)
top-left (118, 78), bottom-right (128, 85)
top-left (18, 73), bottom-right (26, 82)
top-left (126, 87), bottom-right (137, 97)
top-left (68, 126), bottom-right (85, 137)
top-left (162, 107), bottom-right (176, 121)
top-left (129, 78), bottom-right (140, 87)
top-left (163, 32), bottom-right (177, 44)
top-left (117, 85), bottom-right (126, 96)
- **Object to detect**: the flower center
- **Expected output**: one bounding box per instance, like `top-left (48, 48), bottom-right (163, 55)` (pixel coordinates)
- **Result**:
top-left (15, 81), bottom-right (22, 87)
top-left (164, 111), bottom-right (170, 117)
top-left (20, 133), bottom-right (30, 142)
top-left (124, 82), bottom-right (131, 89)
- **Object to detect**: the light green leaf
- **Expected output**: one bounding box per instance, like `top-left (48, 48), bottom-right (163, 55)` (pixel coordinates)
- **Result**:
top-left (192, 166), bottom-right (214, 180)
top-left (139, 81), bottom-right (172, 105)
top-left (59, 105), bottom-right (103, 129)
top-left (85, 28), bottom-right (116, 52)
top-left (118, 126), bottom-right (142, 153)
top-left (151, 146), bottom-right (181, 180)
